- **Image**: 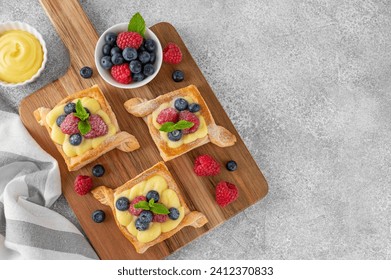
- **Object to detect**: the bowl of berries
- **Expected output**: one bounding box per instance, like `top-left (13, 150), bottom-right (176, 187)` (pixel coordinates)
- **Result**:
top-left (95, 13), bottom-right (162, 89)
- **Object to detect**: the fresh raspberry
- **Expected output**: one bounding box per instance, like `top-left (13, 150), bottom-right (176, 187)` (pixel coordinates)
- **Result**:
top-left (111, 64), bottom-right (132, 84)
top-left (152, 214), bottom-right (168, 223)
top-left (60, 113), bottom-right (79, 135)
top-left (215, 181), bottom-right (239, 207)
top-left (193, 154), bottom-right (221, 176)
top-left (84, 114), bottom-right (108, 139)
top-left (156, 108), bottom-right (179, 124)
top-left (74, 175), bottom-right (93, 196)
top-left (179, 110), bottom-right (200, 134)
top-left (129, 196), bottom-right (147, 216)
top-left (116, 32), bottom-right (143, 50)
top-left (163, 43), bottom-right (182, 64)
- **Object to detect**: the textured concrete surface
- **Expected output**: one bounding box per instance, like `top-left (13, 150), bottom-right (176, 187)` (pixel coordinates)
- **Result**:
top-left (1, 0), bottom-right (391, 259)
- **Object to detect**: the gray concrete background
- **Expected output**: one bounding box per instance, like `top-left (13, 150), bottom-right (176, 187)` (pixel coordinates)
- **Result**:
top-left (1, 0), bottom-right (391, 259)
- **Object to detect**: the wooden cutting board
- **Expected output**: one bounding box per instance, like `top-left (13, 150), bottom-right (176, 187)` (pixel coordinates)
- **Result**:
top-left (19, 0), bottom-right (268, 259)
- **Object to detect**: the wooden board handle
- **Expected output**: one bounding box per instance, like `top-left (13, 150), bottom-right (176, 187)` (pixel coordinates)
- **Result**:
top-left (40, 0), bottom-right (98, 69)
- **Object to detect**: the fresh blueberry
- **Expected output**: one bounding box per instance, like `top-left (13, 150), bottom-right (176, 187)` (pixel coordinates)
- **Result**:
top-left (132, 73), bottom-right (145, 82)
top-left (138, 210), bottom-right (153, 223)
top-left (188, 103), bottom-right (201, 113)
top-left (122, 47), bottom-right (138, 61)
top-left (143, 64), bottom-right (155, 77)
top-left (226, 160), bottom-right (238, 171)
top-left (105, 32), bottom-right (117, 46)
top-left (135, 218), bottom-right (149, 231)
top-left (138, 41), bottom-right (146, 52)
top-left (144, 39), bottom-right (156, 52)
top-left (102, 44), bottom-right (111, 56)
top-left (149, 52), bottom-right (156, 64)
top-left (168, 207), bottom-right (180, 220)
top-left (56, 114), bottom-right (66, 127)
top-left (138, 51), bottom-right (150, 64)
top-left (111, 53), bottom-right (124, 65)
top-left (92, 210), bottom-right (105, 223)
top-left (64, 102), bottom-right (76, 114)
top-left (92, 164), bottom-right (105, 177)
top-left (80, 66), bottom-right (93, 78)
top-left (168, 130), bottom-right (183, 141)
top-left (146, 190), bottom-right (160, 203)
top-left (100, 56), bottom-right (113, 69)
top-left (172, 70), bottom-right (184, 82)
top-left (69, 133), bottom-right (82, 146)
top-left (129, 60), bottom-right (142, 74)
top-left (174, 98), bottom-right (188, 111)
top-left (110, 46), bottom-right (121, 56)
top-left (115, 197), bottom-right (130, 211)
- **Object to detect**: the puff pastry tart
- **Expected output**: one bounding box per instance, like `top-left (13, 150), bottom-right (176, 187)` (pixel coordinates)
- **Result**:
top-left (92, 161), bottom-right (208, 254)
top-left (34, 85), bottom-right (140, 171)
top-left (124, 85), bottom-right (236, 161)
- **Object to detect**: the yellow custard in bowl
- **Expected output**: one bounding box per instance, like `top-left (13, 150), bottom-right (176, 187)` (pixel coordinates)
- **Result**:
top-left (0, 22), bottom-right (47, 86)
top-left (0, 30), bottom-right (43, 83)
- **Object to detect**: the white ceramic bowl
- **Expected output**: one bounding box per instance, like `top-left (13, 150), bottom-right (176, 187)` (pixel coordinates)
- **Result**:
top-left (0, 21), bottom-right (48, 87)
top-left (95, 23), bottom-right (162, 89)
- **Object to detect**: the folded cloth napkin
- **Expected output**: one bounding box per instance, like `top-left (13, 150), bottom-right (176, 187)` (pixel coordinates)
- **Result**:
top-left (0, 110), bottom-right (98, 259)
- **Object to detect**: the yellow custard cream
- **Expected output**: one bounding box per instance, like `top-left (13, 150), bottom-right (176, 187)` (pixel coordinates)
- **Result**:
top-left (0, 30), bottom-right (43, 83)
top-left (114, 175), bottom-right (185, 243)
top-left (151, 97), bottom-right (208, 148)
top-left (45, 97), bottom-right (117, 157)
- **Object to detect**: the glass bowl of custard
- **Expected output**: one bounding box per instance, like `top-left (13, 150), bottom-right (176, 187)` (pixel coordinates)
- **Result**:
top-left (0, 21), bottom-right (47, 87)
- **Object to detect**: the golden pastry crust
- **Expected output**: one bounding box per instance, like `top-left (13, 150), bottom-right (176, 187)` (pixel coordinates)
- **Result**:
top-left (34, 85), bottom-right (140, 171)
top-left (91, 161), bottom-right (208, 254)
top-left (124, 85), bottom-right (236, 161)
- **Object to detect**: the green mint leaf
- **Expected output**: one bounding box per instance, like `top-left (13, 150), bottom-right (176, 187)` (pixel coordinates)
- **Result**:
top-left (159, 120), bottom-right (194, 133)
top-left (74, 100), bottom-right (89, 121)
top-left (134, 201), bottom-right (150, 210)
top-left (173, 120), bottom-right (194, 130)
top-left (150, 203), bottom-right (170, 215)
top-left (159, 122), bottom-right (176, 132)
top-left (78, 120), bottom-right (91, 135)
top-left (128, 12), bottom-right (146, 37)
top-left (149, 198), bottom-right (155, 208)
